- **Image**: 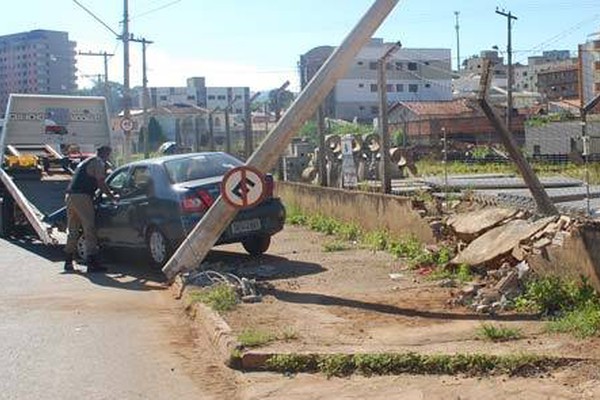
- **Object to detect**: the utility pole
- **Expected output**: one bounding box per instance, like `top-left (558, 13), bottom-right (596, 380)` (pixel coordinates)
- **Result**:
top-left (129, 37), bottom-right (153, 158)
top-left (378, 41), bottom-right (401, 194)
top-left (317, 105), bottom-right (327, 186)
top-left (244, 91), bottom-right (261, 159)
top-left (122, 0), bottom-right (132, 158)
top-left (496, 8), bottom-right (517, 132)
top-left (77, 51), bottom-right (114, 104)
top-left (454, 11), bottom-right (461, 72)
top-left (274, 80), bottom-right (290, 180)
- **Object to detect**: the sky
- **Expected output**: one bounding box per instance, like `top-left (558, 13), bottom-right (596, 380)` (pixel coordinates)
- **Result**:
top-left (3, 0), bottom-right (600, 93)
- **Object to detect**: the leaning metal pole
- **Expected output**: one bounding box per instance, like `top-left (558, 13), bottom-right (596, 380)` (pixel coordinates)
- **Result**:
top-left (162, 0), bottom-right (401, 281)
top-left (478, 60), bottom-right (557, 216)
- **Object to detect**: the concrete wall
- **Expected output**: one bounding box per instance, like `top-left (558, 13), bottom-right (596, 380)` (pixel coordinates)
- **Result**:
top-left (529, 223), bottom-right (600, 291)
top-left (275, 181), bottom-right (434, 243)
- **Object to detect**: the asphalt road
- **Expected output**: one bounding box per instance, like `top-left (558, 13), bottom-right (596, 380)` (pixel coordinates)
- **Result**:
top-left (0, 239), bottom-right (223, 400)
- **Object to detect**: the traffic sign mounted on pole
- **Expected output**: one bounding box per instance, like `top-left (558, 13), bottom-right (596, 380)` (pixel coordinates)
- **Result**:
top-left (221, 166), bottom-right (267, 209)
top-left (120, 117), bottom-right (134, 132)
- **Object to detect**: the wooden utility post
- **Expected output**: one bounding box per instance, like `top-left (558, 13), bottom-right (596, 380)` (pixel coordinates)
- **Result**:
top-left (378, 41), bottom-right (401, 194)
top-left (162, 0), bottom-right (400, 281)
top-left (496, 8), bottom-right (517, 132)
top-left (478, 60), bottom-right (557, 216)
top-left (208, 110), bottom-right (216, 151)
top-left (138, 38), bottom-right (153, 158)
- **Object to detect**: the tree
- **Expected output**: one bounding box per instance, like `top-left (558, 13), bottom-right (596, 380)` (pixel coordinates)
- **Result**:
top-left (147, 117), bottom-right (167, 150)
top-left (268, 88), bottom-right (295, 115)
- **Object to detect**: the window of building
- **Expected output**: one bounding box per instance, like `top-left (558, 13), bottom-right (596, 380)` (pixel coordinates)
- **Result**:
top-left (424, 61), bottom-right (430, 65)
top-left (386, 84), bottom-right (393, 92)
top-left (369, 61), bottom-right (378, 70)
top-left (358, 106), bottom-right (365, 111)
top-left (396, 84), bottom-right (404, 92)
top-left (371, 106), bottom-right (379, 114)
top-left (370, 84), bottom-right (378, 92)
top-left (208, 95), bottom-right (215, 100)
top-left (533, 145), bottom-right (541, 155)
top-left (395, 62), bottom-right (403, 70)
top-left (408, 62), bottom-right (417, 71)
top-left (187, 95), bottom-right (195, 100)
top-left (217, 95), bottom-right (226, 100)
top-left (595, 61), bottom-right (600, 71)
top-left (358, 83), bottom-right (364, 88)
top-left (235, 108), bottom-right (242, 114)
top-left (159, 95), bottom-right (167, 101)
top-left (169, 88), bottom-right (175, 95)
top-left (424, 83), bottom-right (431, 88)
top-left (408, 84), bottom-right (418, 93)
top-left (357, 61), bottom-right (364, 66)
top-left (235, 95), bottom-right (242, 100)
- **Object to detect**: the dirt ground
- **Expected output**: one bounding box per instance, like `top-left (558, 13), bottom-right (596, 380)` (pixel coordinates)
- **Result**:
top-left (190, 225), bottom-right (600, 399)
top-left (210, 225), bottom-right (600, 360)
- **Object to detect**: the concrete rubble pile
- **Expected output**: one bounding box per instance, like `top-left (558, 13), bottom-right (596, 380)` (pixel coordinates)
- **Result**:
top-left (441, 207), bottom-right (579, 314)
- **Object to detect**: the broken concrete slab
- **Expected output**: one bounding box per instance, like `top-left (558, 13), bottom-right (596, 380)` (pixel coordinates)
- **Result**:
top-left (451, 217), bottom-right (556, 266)
top-left (446, 207), bottom-right (518, 239)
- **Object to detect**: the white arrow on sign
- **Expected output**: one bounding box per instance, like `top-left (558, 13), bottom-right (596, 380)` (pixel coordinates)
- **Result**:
top-left (221, 166), bottom-right (267, 209)
top-left (120, 117), bottom-right (134, 132)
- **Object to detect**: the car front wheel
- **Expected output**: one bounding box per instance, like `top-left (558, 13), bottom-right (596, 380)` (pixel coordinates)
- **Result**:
top-left (242, 235), bottom-right (271, 256)
top-left (147, 227), bottom-right (171, 267)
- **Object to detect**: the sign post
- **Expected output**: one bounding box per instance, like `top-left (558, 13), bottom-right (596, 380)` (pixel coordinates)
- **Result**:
top-left (162, 0), bottom-right (400, 281)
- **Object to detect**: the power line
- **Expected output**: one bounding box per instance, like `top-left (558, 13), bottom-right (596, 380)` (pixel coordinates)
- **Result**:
top-left (72, 0), bottom-right (120, 38)
top-left (131, 0), bottom-right (182, 20)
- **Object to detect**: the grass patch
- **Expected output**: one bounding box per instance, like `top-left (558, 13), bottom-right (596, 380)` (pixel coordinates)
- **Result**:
top-left (514, 276), bottom-right (598, 316)
top-left (323, 240), bottom-right (350, 252)
top-left (477, 324), bottom-right (522, 342)
top-left (286, 206), bottom-right (453, 269)
top-left (265, 352), bottom-right (562, 377)
top-left (547, 303), bottom-right (600, 338)
top-left (238, 329), bottom-right (277, 348)
top-left (428, 263), bottom-right (473, 283)
top-left (187, 284), bottom-right (238, 313)
top-left (237, 327), bottom-right (299, 348)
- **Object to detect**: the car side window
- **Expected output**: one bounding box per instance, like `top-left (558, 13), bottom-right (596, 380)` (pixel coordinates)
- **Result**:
top-left (107, 168), bottom-right (129, 192)
top-left (122, 166), bottom-right (153, 198)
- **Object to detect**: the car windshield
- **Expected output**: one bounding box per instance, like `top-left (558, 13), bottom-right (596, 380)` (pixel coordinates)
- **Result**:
top-left (163, 153), bottom-right (243, 183)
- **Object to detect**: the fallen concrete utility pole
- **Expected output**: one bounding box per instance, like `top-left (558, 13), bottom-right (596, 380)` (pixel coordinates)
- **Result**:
top-left (162, 0), bottom-right (400, 281)
top-left (477, 60), bottom-right (558, 216)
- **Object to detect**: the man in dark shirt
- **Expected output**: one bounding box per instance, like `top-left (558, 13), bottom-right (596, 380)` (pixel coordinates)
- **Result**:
top-left (64, 146), bottom-right (117, 273)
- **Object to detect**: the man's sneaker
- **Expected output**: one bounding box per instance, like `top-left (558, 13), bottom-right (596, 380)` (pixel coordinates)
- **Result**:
top-left (86, 254), bottom-right (107, 273)
top-left (64, 255), bottom-right (75, 272)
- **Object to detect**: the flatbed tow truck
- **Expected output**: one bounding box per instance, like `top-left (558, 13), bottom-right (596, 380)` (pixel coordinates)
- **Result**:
top-left (0, 94), bottom-right (112, 244)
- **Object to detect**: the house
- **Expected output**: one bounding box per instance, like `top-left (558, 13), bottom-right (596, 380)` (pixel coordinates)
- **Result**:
top-left (388, 98), bottom-right (527, 146)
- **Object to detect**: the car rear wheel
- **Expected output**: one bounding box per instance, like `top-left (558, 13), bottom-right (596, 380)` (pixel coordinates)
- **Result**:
top-left (147, 227), bottom-right (171, 267)
top-left (242, 235), bottom-right (271, 256)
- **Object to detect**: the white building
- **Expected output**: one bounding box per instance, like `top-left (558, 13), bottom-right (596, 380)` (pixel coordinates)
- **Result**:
top-left (299, 39), bottom-right (453, 122)
top-left (580, 35), bottom-right (600, 106)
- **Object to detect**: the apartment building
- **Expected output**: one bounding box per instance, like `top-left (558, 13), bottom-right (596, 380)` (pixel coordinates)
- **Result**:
top-left (537, 65), bottom-right (579, 100)
top-left (299, 38), bottom-right (453, 122)
top-left (513, 51), bottom-right (577, 92)
top-left (0, 29), bottom-right (77, 113)
top-left (580, 35), bottom-right (600, 106)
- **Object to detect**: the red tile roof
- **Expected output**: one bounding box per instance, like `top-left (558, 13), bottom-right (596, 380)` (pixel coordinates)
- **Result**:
top-left (394, 99), bottom-right (476, 116)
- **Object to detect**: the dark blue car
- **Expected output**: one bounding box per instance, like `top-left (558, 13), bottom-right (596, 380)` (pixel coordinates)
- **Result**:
top-left (49, 152), bottom-right (286, 266)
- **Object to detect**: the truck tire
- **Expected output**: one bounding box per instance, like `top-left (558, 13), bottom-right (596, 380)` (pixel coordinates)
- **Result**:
top-left (0, 194), bottom-right (15, 238)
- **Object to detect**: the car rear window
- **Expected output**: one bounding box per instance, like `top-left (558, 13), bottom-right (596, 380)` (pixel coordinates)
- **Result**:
top-left (164, 153), bottom-right (243, 183)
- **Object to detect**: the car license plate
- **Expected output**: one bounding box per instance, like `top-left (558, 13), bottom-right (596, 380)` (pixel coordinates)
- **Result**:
top-left (231, 219), bottom-right (261, 234)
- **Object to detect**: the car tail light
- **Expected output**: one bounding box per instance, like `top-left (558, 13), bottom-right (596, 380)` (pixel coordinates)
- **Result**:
top-left (264, 174), bottom-right (274, 198)
top-left (181, 189), bottom-right (214, 213)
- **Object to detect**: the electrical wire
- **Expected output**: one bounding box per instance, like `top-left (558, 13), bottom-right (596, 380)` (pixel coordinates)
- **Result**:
top-left (72, 0), bottom-right (120, 38)
top-left (130, 0), bottom-right (182, 20)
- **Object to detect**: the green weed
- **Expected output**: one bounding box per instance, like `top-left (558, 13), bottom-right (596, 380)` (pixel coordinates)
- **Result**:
top-left (323, 240), bottom-right (350, 252)
top-left (187, 284), bottom-right (238, 313)
top-left (547, 303), bottom-right (600, 338)
top-left (265, 352), bottom-right (560, 377)
top-left (238, 329), bottom-right (276, 348)
top-left (477, 324), bottom-right (522, 342)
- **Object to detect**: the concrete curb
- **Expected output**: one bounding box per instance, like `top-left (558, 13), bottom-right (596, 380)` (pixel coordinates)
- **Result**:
top-left (170, 279), bottom-right (242, 367)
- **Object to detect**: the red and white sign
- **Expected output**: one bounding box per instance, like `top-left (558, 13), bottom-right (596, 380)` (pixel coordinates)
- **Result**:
top-left (120, 117), bottom-right (134, 132)
top-left (221, 166), bottom-right (266, 209)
